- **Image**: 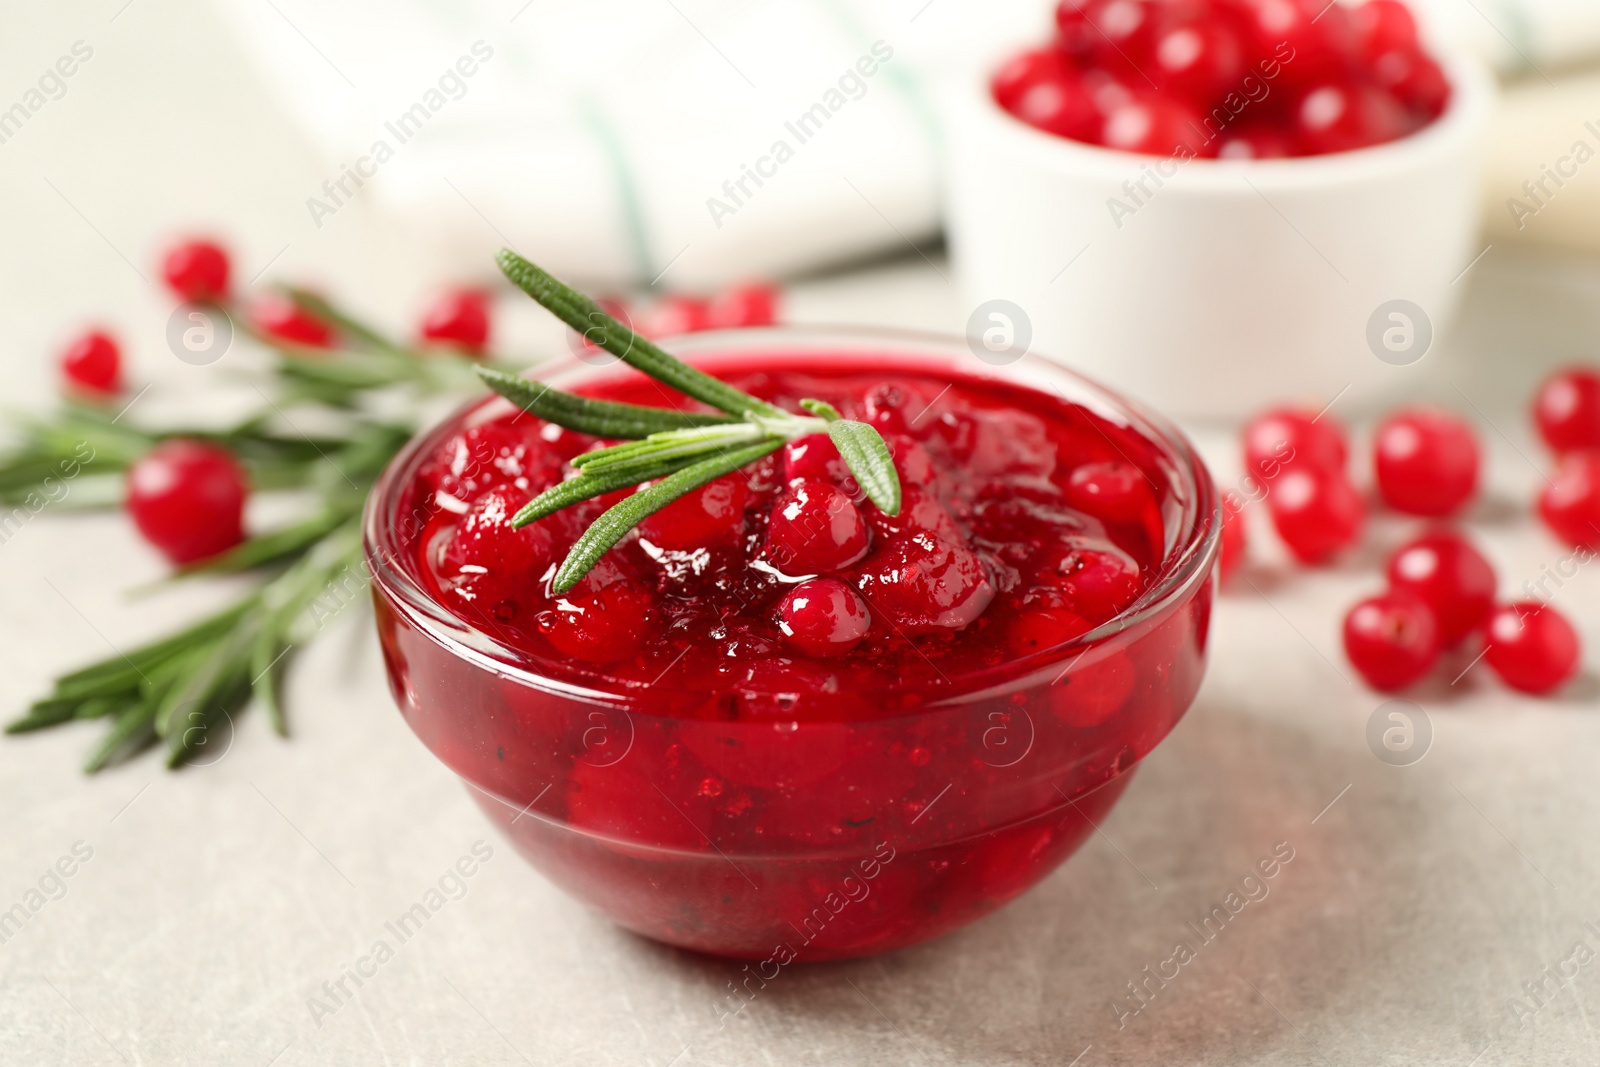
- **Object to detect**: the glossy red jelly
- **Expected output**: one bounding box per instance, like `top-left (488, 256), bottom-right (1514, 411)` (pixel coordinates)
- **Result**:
top-left (365, 329), bottom-right (1217, 960)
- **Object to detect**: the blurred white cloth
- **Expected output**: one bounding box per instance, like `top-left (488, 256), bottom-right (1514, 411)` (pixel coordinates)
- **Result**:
top-left (209, 0), bottom-right (1039, 288)
top-left (212, 0), bottom-right (1600, 288)
top-left (1418, 0), bottom-right (1600, 73)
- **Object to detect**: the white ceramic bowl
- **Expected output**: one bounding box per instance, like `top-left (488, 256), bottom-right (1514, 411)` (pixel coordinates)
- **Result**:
top-left (943, 50), bottom-right (1495, 420)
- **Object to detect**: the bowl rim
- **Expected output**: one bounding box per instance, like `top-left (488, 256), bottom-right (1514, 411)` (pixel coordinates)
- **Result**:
top-left (963, 39), bottom-right (1495, 191)
top-left (362, 324), bottom-right (1220, 710)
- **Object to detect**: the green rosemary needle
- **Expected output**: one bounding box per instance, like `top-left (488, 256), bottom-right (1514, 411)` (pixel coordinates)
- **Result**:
top-left (5, 247), bottom-right (903, 772)
top-left (479, 252), bottom-right (902, 594)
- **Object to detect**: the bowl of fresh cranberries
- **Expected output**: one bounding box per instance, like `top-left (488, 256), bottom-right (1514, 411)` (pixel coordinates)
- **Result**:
top-left (944, 0), bottom-right (1493, 419)
top-left (364, 326), bottom-right (1218, 960)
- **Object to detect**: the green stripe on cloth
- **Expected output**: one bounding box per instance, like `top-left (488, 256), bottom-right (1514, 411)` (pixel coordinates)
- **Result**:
top-left (579, 95), bottom-right (658, 285)
top-left (815, 0), bottom-right (944, 153)
top-left (1482, 0), bottom-right (1539, 73)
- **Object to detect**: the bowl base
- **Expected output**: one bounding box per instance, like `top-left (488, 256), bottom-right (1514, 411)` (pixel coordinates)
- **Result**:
top-left (471, 771), bottom-right (1133, 961)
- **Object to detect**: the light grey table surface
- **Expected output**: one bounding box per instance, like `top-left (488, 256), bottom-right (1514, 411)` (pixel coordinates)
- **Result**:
top-left (3, 3), bottom-right (1600, 1065)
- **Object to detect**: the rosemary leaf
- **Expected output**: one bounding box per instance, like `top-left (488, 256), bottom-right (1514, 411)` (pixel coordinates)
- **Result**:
top-left (494, 250), bottom-right (782, 419)
top-left (252, 636), bottom-right (292, 737)
top-left (176, 509), bottom-right (353, 578)
top-left (571, 424), bottom-right (765, 475)
top-left (52, 599), bottom-right (257, 700)
top-left (74, 696), bottom-right (124, 721)
top-left (551, 439), bottom-right (783, 593)
top-left (511, 455), bottom-right (699, 528)
top-left (477, 366), bottom-right (735, 438)
top-left (284, 288), bottom-right (414, 359)
top-left (84, 703), bottom-right (157, 774)
top-left (565, 452), bottom-right (706, 487)
top-left (565, 438), bottom-right (661, 469)
top-left (50, 667), bottom-right (146, 704)
top-left (146, 643), bottom-right (223, 737)
top-left (276, 352), bottom-right (410, 390)
top-left (5, 699), bottom-right (79, 734)
top-left (826, 419), bottom-right (901, 516)
top-left (166, 671), bottom-right (252, 769)
top-left (799, 398), bottom-right (842, 421)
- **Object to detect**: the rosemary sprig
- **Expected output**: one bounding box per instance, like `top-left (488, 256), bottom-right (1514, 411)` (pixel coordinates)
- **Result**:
top-left (4, 282), bottom-right (486, 771)
top-left (553, 439), bottom-right (785, 591)
top-left (5, 246), bottom-right (903, 770)
top-left (800, 399), bottom-right (901, 515)
top-left (475, 366), bottom-right (737, 437)
top-left (480, 252), bottom-right (901, 594)
top-left (494, 250), bottom-right (783, 419)
top-left (9, 520), bottom-right (366, 770)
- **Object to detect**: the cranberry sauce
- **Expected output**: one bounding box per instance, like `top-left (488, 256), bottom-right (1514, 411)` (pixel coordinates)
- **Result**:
top-left (401, 357), bottom-right (1177, 709)
top-left (370, 346), bottom-right (1215, 959)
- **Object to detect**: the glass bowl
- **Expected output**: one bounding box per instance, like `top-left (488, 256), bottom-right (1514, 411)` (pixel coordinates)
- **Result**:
top-left (363, 326), bottom-right (1218, 960)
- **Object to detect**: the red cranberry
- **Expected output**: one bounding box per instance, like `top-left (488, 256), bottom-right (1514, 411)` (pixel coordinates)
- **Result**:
top-left (1343, 590), bottom-right (1441, 691)
top-left (1055, 0), bottom-right (1098, 57)
top-left (1063, 460), bottom-right (1150, 524)
top-left (1100, 94), bottom-right (1207, 157)
top-left (538, 563), bottom-right (654, 662)
top-left (640, 295), bottom-right (710, 337)
top-left (1083, 67), bottom-right (1138, 117)
top-left (252, 292), bottom-right (336, 348)
top-left (1267, 468), bottom-right (1364, 564)
top-left (1041, 538), bottom-right (1143, 623)
top-left (994, 48), bottom-right (1067, 112)
top-left (439, 485), bottom-right (557, 625)
top-left (422, 417), bottom-right (562, 505)
top-left (1151, 17), bottom-right (1245, 103)
top-left (1373, 407), bottom-right (1480, 517)
top-left (1484, 603), bottom-right (1581, 695)
top-left (1380, 52), bottom-right (1449, 117)
top-left (862, 381), bottom-right (931, 436)
top-left (855, 535), bottom-right (995, 634)
top-left (161, 238), bottom-right (230, 302)
top-left (936, 410), bottom-right (1054, 481)
top-left (1386, 530), bottom-right (1495, 646)
top-left (1219, 502), bottom-right (1246, 583)
top-left (419, 288), bottom-right (491, 355)
top-left (998, 0), bottom-right (1447, 161)
top-left (1241, 0), bottom-right (1359, 90)
top-left (973, 823), bottom-right (1065, 903)
top-left (1053, 649), bottom-right (1136, 727)
top-left (1356, 0), bottom-right (1419, 60)
top-left (1533, 367), bottom-right (1600, 454)
top-left (565, 754), bottom-right (711, 854)
top-left (766, 480), bottom-right (869, 574)
top-left (1244, 406), bottom-right (1347, 480)
top-left (60, 329), bottom-right (122, 396)
top-left (637, 474), bottom-right (747, 551)
top-left (1007, 608), bottom-right (1095, 657)
top-left (538, 422), bottom-right (597, 463)
top-left (886, 435), bottom-right (938, 486)
top-left (864, 484), bottom-right (961, 544)
top-left (1539, 450), bottom-right (1600, 550)
top-left (783, 434), bottom-right (849, 485)
top-left (1294, 85), bottom-right (1414, 154)
top-left (126, 439), bottom-right (248, 565)
top-left (778, 578), bottom-right (871, 657)
top-left (705, 284), bottom-right (779, 329)
top-left (1085, 0), bottom-right (1160, 75)
top-left (1012, 64), bottom-right (1101, 141)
